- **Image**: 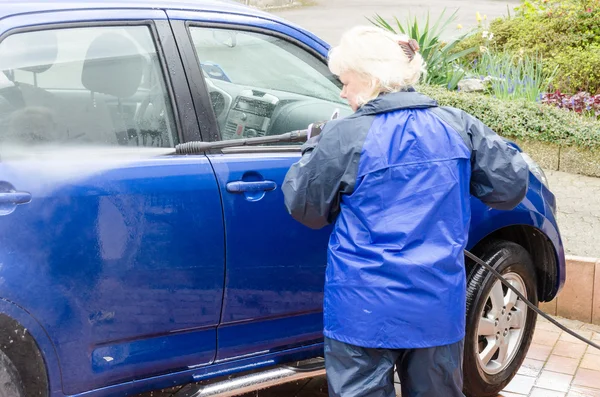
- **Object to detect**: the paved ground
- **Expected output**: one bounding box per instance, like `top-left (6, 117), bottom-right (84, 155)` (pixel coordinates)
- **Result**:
top-left (137, 316), bottom-right (600, 397)
top-left (546, 171), bottom-right (600, 258)
top-left (272, 0), bottom-right (520, 45)
top-left (499, 317), bottom-right (600, 397)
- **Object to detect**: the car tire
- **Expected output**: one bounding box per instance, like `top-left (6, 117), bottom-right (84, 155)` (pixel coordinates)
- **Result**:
top-left (0, 348), bottom-right (25, 397)
top-left (463, 240), bottom-right (538, 397)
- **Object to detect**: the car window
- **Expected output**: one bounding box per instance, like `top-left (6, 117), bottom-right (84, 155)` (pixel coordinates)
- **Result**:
top-left (0, 26), bottom-right (178, 148)
top-left (188, 26), bottom-right (351, 141)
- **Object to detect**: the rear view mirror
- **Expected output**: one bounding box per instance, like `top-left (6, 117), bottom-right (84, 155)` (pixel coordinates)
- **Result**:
top-left (212, 30), bottom-right (237, 48)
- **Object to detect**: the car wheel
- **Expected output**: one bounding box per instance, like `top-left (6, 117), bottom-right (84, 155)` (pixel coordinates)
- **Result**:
top-left (0, 348), bottom-right (25, 397)
top-left (464, 240), bottom-right (538, 397)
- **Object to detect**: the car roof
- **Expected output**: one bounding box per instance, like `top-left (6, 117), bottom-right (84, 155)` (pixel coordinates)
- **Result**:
top-left (0, 0), bottom-right (285, 26)
top-left (0, 0), bottom-right (330, 52)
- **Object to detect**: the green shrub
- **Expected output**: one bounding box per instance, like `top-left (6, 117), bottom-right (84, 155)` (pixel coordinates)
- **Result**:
top-left (455, 0), bottom-right (600, 94)
top-left (417, 84), bottom-right (600, 149)
top-left (551, 45), bottom-right (600, 93)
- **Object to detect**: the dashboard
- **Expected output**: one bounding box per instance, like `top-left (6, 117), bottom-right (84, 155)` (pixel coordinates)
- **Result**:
top-left (222, 89), bottom-right (279, 139)
top-left (204, 75), bottom-right (351, 141)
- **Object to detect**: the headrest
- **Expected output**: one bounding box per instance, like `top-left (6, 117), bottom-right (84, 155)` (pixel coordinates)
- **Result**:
top-left (81, 33), bottom-right (145, 98)
top-left (0, 30), bottom-right (58, 74)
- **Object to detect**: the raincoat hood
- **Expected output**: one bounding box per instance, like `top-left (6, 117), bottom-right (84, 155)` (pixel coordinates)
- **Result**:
top-left (358, 91), bottom-right (438, 115)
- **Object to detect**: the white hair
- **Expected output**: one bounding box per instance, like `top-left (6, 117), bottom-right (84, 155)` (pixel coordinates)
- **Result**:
top-left (328, 25), bottom-right (426, 106)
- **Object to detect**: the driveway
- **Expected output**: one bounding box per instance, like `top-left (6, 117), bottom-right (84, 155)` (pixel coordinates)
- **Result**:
top-left (546, 171), bottom-right (600, 258)
top-left (272, 0), bottom-right (520, 45)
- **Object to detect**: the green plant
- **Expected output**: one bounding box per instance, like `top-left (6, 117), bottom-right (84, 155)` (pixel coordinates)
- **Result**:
top-left (515, 0), bottom-right (600, 18)
top-left (417, 84), bottom-right (600, 149)
top-left (466, 50), bottom-right (558, 102)
top-left (454, 0), bottom-right (600, 94)
top-left (367, 9), bottom-right (479, 90)
top-left (551, 45), bottom-right (600, 93)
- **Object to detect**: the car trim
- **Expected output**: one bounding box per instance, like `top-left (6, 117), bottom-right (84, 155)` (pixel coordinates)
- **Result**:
top-left (170, 19), bottom-right (221, 144)
top-left (65, 343), bottom-right (324, 397)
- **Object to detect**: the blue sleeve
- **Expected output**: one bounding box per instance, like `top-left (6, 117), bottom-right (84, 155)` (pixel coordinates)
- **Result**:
top-left (282, 121), bottom-right (364, 229)
top-left (466, 114), bottom-right (530, 210)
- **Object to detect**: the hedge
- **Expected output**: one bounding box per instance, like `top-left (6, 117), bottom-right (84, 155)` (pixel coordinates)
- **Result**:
top-left (417, 85), bottom-right (600, 149)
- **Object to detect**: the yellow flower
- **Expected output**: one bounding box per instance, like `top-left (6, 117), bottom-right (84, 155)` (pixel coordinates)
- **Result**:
top-left (457, 23), bottom-right (463, 30)
top-left (476, 11), bottom-right (482, 22)
top-left (483, 14), bottom-right (488, 20)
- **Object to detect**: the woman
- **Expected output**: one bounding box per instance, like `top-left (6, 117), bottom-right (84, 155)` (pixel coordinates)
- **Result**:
top-left (282, 26), bottom-right (528, 397)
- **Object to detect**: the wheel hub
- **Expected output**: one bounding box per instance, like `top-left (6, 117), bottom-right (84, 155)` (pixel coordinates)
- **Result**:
top-left (476, 272), bottom-right (528, 375)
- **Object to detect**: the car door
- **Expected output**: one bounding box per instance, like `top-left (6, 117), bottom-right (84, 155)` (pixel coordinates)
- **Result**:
top-left (167, 11), bottom-right (353, 361)
top-left (0, 10), bottom-right (225, 395)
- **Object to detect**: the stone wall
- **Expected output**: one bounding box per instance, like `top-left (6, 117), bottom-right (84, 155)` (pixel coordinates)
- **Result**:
top-left (515, 139), bottom-right (600, 178)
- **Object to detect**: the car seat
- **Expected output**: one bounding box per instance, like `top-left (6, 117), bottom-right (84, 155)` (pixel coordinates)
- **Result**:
top-left (0, 31), bottom-right (62, 143)
top-left (80, 32), bottom-right (146, 146)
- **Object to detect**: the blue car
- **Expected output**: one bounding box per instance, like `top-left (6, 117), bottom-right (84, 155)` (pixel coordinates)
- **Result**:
top-left (0, 1), bottom-right (565, 396)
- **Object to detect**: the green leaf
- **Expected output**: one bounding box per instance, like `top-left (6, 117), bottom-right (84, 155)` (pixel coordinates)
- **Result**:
top-left (445, 46), bottom-right (480, 63)
top-left (369, 14), bottom-right (395, 33)
top-left (394, 16), bottom-right (406, 34)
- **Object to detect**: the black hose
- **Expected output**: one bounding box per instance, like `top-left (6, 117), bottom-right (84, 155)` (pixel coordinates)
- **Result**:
top-left (175, 141), bottom-right (211, 155)
top-left (465, 250), bottom-right (600, 351)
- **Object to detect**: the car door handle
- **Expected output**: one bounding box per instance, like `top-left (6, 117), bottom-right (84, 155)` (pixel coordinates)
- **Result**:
top-left (0, 191), bottom-right (32, 205)
top-left (226, 181), bottom-right (277, 193)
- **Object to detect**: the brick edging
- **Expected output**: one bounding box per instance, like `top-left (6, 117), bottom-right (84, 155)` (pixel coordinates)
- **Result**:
top-left (539, 255), bottom-right (600, 325)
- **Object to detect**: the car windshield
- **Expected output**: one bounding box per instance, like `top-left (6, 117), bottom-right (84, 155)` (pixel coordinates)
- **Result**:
top-left (190, 28), bottom-right (346, 104)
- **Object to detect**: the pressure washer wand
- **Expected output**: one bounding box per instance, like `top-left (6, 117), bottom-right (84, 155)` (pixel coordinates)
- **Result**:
top-left (173, 109), bottom-right (340, 155)
top-left (173, 129), bottom-right (309, 155)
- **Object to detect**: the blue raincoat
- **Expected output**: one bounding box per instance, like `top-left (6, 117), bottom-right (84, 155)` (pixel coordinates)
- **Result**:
top-left (282, 90), bottom-right (529, 349)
